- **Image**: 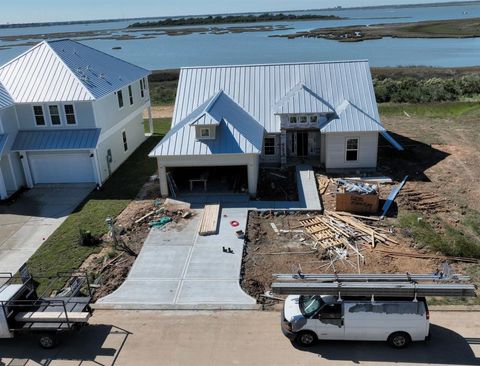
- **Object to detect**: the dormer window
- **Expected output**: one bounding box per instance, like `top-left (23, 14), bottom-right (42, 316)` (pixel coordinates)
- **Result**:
top-left (310, 115), bottom-right (318, 123)
top-left (201, 128), bottom-right (210, 138)
top-left (289, 116), bottom-right (297, 124)
top-left (299, 115), bottom-right (308, 123)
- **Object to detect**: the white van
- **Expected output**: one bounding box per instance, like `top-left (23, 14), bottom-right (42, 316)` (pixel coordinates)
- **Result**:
top-left (281, 295), bottom-right (430, 348)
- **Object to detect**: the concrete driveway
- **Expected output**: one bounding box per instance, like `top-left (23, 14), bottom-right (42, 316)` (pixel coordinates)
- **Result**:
top-left (96, 207), bottom-right (256, 309)
top-left (0, 184), bottom-right (93, 276)
top-left (0, 310), bottom-right (478, 366)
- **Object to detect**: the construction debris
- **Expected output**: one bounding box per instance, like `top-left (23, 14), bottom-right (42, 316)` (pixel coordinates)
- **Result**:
top-left (337, 179), bottom-right (378, 195)
top-left (380, 175), bottom-right (409, 219)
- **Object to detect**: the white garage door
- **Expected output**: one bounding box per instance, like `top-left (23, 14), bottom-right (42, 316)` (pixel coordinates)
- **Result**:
top-left (29, 152), bottom-right (95, 184)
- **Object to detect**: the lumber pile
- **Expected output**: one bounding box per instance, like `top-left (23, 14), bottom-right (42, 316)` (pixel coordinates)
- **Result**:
top-left (199, 204), bottom-right (221, 236)
top-left (316, 175), bottom-right (331, 195)
top-left (15, 311), bottom-right (91, 323)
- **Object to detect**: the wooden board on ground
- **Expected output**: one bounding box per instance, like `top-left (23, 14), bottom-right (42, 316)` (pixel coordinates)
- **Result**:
top-left (199, 204), bottom-right (221, 236)
top-left (15, 311), bottom-right (91, 323)
top-left (336, 192), bottom-right (379, 214)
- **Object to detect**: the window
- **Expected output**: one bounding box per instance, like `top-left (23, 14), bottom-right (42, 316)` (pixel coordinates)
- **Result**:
top-left (310, 115), bottom-right (318, 124)
top-left (122, 131), bottom-right (128, 151)
top-left (289, 116), bottom-right (297, 124)
top-left (346, 138), bottom-right (359, 161)
top-left (299, 115), bottom-right (308, 123)
top-left (140, 78), bottom-right (146, 98)
top-left (33, 106), bottom-right (45, 126)
top-left (117, 90), bottom-right (124, 108)
top-left (64, 104), bottom-right (76, 124)
top-left (128, 85), bottom-right (133, 105)
top-left (49, 105), bottom-right (61, 125)
top-left (264, 137), bottom-right (275, 156)
top-left (200, 128), bottom-right (210, 138)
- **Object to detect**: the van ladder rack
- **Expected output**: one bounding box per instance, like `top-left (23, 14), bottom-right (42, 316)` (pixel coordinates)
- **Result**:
top-left (273, 273), bottom-right (471, 282)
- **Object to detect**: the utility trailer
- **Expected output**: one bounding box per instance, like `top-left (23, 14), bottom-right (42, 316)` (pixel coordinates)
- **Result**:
top-left (0, 269), bottom-right (93, 348)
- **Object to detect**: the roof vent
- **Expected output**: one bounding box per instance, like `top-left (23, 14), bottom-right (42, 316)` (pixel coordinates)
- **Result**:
top-left (99, 73), bottom-right (106, 79)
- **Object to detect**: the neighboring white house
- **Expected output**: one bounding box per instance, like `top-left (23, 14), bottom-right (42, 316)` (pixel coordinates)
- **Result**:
top-left (0, 39), bottom-right (153, 199)
top-left (149, 60), bottom-right (402, 198)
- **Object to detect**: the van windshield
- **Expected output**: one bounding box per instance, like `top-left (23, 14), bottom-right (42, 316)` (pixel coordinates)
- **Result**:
top-left (299, 296), bottom-right (324, 317)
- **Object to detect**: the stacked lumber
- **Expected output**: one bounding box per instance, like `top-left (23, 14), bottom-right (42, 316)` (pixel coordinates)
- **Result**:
top-left (316, 175), bottom-right (331, 195)
top-left (199, 204), bottom-right (221, 236)
top-left (299, 217), bottom-right (346, 249)
top-left (15, 311), bottom-right (91, 323)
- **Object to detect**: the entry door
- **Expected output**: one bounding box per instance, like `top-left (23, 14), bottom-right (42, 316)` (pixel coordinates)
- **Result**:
top-left (297, 132), bottom-right (309, 157)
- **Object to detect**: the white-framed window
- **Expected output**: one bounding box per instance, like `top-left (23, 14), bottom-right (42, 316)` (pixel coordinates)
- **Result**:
top-left (200, 128), bottom-right (210, 138)
top-left (117, 90), bottom-right (124, 108)
top-left (289, 116), bottom-right (297, 124)
top-left (122, 130), bottom-right (128, 151)
top-left (140, 78), bottom-right (145, 98)
top-left (49, 105), bottom-right (61, 125)
top-left (264, 137), bottom-right (276, 156)
top-left (299, 115), bottom-right (308, 123)
top-left (64, 104), bottom-right (76, 125)
top-left (346, 138), bottom-right (359, 161)
top-left (309, 115), bottom-right (318, 124)
top-left (33, 106), bottom-right (45, 126)
top-left (128, 85), bottom-right (134, 105)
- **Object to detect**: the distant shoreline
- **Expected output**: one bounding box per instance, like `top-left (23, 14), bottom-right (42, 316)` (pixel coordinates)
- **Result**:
top-left (1, 0), bottom-right (479, 29)
top-left (273, 17), bottom-right (480, 42)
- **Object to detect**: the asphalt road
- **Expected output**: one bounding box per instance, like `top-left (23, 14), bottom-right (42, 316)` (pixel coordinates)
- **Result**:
top-left (0, 310), bottom-right (479, 366)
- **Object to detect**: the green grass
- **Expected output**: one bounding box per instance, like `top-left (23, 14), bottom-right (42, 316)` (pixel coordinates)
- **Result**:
top-left (149, 80), bottom-right (178, 105)
top-left (144, 118), bottom-right (171, 136)
top-left (398, 212), bottom-right (480, 259)
top-left (379, 102), bottom-right (480, 118)
top-left (27, 136), bottom-right (162, 294)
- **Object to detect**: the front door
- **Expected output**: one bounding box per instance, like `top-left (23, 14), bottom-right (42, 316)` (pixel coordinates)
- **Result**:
top-left (297, 132), bottom-right (309, 157)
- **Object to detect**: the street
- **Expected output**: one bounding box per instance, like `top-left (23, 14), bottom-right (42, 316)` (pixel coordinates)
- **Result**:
top-left (0, 310), bottom-right (479, 366)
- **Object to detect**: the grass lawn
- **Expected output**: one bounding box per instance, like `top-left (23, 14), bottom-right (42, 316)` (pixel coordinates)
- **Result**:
top-left (27, 136), bottom-right (162, 293)
top-left (379, 101), bottom-right (480, 119)
top-left (144, 118), bottom-right (171, 136)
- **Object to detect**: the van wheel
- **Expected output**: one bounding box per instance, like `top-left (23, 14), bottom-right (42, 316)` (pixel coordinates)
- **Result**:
top-left (388, 332), bottom-right (411, 349)
top-left (295, 331), bottom-right (318, 347)
top-left (39, 333), bottom-right (57, 349)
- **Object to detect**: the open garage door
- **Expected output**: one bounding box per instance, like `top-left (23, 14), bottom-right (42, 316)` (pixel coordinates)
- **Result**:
top-left (28, 151), bottom-right (95, 184)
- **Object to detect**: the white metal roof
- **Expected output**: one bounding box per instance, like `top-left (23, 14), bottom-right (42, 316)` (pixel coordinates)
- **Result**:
top-left (171, 60), bottom-right (382, 135)
top-left (150, 90), bottom-right (264, 156)
top-left (0, 82), bottom-right (13, 110)
top-left (12, 128), bottom-right (101, 151)
top-left (321, 100), bottom-right (386, 133)
top-left (274, 83), bottom-right (335, 115)
top-left (0, 39), bottom-right (150, 103)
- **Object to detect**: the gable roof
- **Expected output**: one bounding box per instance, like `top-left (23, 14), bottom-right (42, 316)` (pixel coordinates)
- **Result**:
top-left (274, 83), bottom-right (335, 115)
top-left (150, 90), bottom-right (264, 156)
top-left (0, 82), bottom-right (13, 110)
top-left (320, 100), bottom-right (386, 133)
top-left (171, 60), bottom-right (381, 134)
top-left (0, 39), bottom-right (150, 103)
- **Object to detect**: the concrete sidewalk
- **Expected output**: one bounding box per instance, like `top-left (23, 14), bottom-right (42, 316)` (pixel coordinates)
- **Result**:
top-left (0, 184), bottom-right (93, 277)
top-left (96, 207), bottom-right (256, 309)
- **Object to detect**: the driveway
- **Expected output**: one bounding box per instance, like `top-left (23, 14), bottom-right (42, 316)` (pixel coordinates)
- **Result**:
top-left (1, 310), bottom-right (479, 366)
top-left (96, 207), bottom-right (256, 309)
top-left (0, 184), bottom-right (93, 276)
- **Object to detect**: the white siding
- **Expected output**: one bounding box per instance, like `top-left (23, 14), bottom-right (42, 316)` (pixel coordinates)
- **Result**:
top-left (325, 132), bottom-right (378, 170)
top-left (95, 112), bottom-right (146, 183)
top-left (93, 80), bottom-right (149, 132)
top-left (15, 102), bottom-right (95, 130)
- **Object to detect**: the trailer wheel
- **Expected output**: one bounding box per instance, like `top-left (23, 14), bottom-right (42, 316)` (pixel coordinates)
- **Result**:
top-left (388, 332), bottom-right (411, 349)
top-left (295, 331), bottom-right (318, 347)
top-left (39, 333), bottom-right (57, 349)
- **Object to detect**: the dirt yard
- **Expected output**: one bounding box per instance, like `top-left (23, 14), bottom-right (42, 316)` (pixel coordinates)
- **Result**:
top-left (242, 105), bottom-right (480, 304)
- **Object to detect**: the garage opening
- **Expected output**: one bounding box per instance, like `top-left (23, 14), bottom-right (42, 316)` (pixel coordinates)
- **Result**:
top-left (168, 166), bottom-right (248, 194)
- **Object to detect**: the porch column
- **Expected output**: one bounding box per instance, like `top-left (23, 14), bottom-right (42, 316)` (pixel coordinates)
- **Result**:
top-left (280, 129), bottom-right (287, 165)
top-left (247, 155), bottom-right (260, 198)
top-left (157, 160), bottom-right (169, 197)
top-left (0, 166), bottom-right (7, 199)
top-left (19, 151), bottom-right (33, 188)
top-left (148, 106), bottom-right (154, 135)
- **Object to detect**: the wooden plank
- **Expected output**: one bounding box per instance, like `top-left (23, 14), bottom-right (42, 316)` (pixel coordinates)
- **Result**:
top-left (199, 203), bottom-right (221, 236)
top-left (15, 311), bottom-right (90, 323)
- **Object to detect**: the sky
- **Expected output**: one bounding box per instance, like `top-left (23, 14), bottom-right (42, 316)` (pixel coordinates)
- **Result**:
top-left (0, 0), bottom-right (473, 24)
